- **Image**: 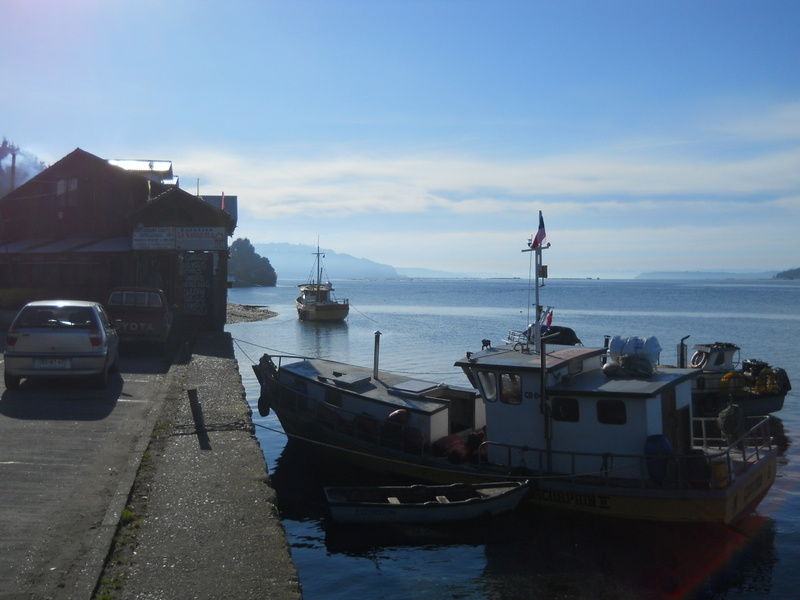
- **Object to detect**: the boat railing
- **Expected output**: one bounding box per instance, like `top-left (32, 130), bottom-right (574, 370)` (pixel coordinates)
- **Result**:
top-left (475, 415), bottom-right (774, 489)
top-left (506, 330), bottom-right (531, 350)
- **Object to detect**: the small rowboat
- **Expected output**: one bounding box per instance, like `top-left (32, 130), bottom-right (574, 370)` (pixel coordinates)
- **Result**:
top-left (324, 481), bottom-right (529, 524)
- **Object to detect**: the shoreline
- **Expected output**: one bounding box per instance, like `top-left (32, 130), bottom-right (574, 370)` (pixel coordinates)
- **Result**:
top-left (226, 302), bottom-right (277, 324)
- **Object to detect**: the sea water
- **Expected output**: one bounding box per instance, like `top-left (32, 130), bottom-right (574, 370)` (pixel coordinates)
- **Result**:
top-left (227, 278), bottom-right (800, 600)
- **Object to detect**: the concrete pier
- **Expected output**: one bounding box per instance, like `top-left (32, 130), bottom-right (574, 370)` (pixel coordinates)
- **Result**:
top-left (114, 332), bottom-right (301, 599)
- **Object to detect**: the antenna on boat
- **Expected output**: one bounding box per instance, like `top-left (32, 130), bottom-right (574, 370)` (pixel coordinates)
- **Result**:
top-left (373, 330), bottom-right (382, 380)
top-left (522, 210), bottom-right (551, 354)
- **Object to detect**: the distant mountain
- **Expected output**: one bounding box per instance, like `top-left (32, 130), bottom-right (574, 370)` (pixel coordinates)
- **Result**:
top-left (776, 267), bottom-right (800, 280)
top-left (635, 271), bottom-right (778, 280)
top-left (395, 267), bottom-right (515, 279)
top-left (252, 242), bottom-right (402, 280)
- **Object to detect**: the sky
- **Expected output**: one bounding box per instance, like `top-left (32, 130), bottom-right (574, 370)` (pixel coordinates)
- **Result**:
top-left (3, 0), bottom-right (799, 278)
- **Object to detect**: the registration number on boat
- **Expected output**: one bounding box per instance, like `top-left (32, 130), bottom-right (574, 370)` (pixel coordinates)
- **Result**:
top-left (34, 358), bottom-right (71, 369)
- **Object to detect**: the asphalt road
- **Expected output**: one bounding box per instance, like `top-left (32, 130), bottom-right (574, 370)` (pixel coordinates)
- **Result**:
top-left (0, 348), bottom-right (172, 599)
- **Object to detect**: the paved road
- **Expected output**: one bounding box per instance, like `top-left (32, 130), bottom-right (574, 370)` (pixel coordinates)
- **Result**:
top-left (0, 349), bottom-right (172, 599)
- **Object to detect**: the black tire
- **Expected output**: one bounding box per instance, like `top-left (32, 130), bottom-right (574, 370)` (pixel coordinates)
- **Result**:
top-left (91, 367), bottom-right (108, 390)
top-left (4, 372), bottom-right (20, 390)
top-left (109, 349), bottom-right (120, 373)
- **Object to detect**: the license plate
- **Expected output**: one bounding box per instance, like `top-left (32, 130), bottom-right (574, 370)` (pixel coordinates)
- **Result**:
top-left (34, 358), bottom-right (71, 369)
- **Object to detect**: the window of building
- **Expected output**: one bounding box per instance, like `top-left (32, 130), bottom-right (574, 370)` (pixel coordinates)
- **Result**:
top-left (597, 399), bottom-right (627, 425)
top-left (56, 178), bottom-right (78, 208)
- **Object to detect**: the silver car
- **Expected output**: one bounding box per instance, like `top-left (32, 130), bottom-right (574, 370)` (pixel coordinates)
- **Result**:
top-left (4, 300), bottom-right (120, 390)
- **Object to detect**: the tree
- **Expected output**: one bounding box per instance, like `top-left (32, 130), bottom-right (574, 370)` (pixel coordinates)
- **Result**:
top-left (229, 238), bottom-right (277, 286)
top-left (775, 268), bottom-right (800, 280)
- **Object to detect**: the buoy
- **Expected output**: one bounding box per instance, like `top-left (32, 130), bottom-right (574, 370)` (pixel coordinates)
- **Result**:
top-left (711, 459), bottom-right (729, 489)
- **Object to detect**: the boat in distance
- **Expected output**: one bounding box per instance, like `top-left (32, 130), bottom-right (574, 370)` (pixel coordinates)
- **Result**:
top-left (324, 481), bottom-right (529, 524)
top-left (296, 242), bottom-right (349, 322)
top-left (253, 216), bottom-right (779, 525)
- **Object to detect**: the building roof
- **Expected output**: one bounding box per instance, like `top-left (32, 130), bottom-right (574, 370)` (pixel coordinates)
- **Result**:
top-left (107, 159), bottom-right (175, 184)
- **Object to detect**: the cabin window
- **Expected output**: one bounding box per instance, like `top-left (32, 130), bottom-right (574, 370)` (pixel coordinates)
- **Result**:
top-left (476, 371), bottom-right (497, 402)
top-left (553, 397), bottom-right (579, 422)
top-left (568, 360), bottom-right (583, 375)
top-left (499, 373), bottom-right (522, 404)
top-left (597, 399), bottom-right (627, 425)
top-left (324, 389), bottom-right (343, 408)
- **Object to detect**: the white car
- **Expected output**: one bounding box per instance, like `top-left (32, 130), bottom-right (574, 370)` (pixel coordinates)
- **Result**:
top-left (4, 300), bottom-right (120, 390)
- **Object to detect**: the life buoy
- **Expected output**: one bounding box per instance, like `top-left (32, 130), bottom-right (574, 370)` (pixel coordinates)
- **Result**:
top-left (720, 371), bottom-right (747, 397)
top-left (691, 351), bottom-right (709, 369)
top-left (755, 367), bottom-right (776, 394)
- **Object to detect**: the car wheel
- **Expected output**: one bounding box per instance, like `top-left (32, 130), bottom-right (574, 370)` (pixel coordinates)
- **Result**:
top-left (109, 349), bottom-right (120, 373)
top-left (4, 372), bottom-right (20, 390)
top-left (91, 367), bottom-right (108, 390)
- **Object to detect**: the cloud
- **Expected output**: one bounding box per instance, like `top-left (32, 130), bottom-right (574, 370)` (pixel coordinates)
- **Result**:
top-left (711, 101), bottom-right (800, 142)
top-left (176, 142), bottom-right (799, 221)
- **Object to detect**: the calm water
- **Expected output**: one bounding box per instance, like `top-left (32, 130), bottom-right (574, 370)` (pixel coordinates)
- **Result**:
top-left (226, 278), bottom-right (800, 600)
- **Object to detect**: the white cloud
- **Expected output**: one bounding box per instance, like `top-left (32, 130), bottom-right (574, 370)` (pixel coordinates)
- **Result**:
top-left (711, 101), bottom-right (800, 142)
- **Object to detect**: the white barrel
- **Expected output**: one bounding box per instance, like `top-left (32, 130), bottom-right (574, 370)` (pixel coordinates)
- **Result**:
top-left (607, 335), bottom-right (661, 366)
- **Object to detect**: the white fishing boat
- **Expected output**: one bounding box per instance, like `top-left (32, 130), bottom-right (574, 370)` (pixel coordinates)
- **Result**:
top-left (676, 340), bottom-right (791, 417)
top-left (253, 213), bottom-right (779, 524)
top-left (324, 481), bottom-right (529, 524)
top-left (296, 243), bottom-right (349, 322)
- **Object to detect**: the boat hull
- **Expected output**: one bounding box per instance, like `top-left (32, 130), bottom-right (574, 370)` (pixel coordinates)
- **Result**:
top-left (325, 481), bottom-right (529, 524)
top-left (693, 390), bottom-right (786, 418)
top-left (295, 300), bottom-right (350, 322)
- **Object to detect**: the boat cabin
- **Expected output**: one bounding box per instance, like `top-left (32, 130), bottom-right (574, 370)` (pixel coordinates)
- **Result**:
top-left (297, 282), bottom-right (334, 305)
top-left (277, 357), bottom-right (484, 450)
top-left (455, 344), bottom-right (699, 479)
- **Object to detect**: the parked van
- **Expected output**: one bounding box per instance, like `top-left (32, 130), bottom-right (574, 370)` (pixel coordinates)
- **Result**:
top-left (107, 287), bottom-right (173, 352)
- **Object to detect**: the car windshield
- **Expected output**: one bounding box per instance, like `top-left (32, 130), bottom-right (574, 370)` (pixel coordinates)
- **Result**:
top-left (16, 306), bottom-right (99, 329)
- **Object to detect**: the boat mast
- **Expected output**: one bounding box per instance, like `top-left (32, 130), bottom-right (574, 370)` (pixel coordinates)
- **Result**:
top-left (522, 211), bottom-right (550, 354)
top-left (316, 239), bottom-right (322, 289)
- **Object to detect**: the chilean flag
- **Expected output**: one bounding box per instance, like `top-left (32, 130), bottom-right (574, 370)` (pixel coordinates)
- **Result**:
top-left (529, 210), bottom-right (548, 249)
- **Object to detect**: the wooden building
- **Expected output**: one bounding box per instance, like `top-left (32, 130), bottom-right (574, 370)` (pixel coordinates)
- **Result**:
top-left (0, 148), bottom-right (236, 331)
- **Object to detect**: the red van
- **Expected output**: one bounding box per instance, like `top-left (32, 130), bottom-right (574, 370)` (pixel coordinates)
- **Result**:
top-left (107, 287), bottom-right (173, 352)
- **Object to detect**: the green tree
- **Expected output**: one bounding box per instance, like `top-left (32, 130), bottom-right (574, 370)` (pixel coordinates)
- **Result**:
top-left (775, 268), bottom-right (800, 280)
top-left (229, 238), bottom-right (277, 286)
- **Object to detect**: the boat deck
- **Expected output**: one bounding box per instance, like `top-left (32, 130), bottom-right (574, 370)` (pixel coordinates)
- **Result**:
top-left (280, 357), bottom-right (469, 416)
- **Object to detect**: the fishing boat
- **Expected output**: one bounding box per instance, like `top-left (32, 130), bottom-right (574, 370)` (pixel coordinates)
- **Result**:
top-left (253, 214), bottom-right (779, 524)
top-left (324, 481), bottom-right (529, 524)
top-left (675, 339), bottom-right (792, 417)
top-left (296, 243), bottom-right (349, 322)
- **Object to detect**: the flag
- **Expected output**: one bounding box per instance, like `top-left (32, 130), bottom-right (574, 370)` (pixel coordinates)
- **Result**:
top-left (529, 210), bottom-right (547, 249)
top-left (221, 192), bottom-right (226, 212)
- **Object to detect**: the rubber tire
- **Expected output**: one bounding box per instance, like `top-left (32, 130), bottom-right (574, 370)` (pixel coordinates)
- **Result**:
top-left (91, 366), bottom-right (108, 390)
top-left (4, 372), bottom-right (20, 390)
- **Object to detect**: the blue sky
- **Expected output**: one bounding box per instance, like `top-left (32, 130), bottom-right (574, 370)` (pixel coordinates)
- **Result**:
top-left (4, 0), bottom-right (799, 277)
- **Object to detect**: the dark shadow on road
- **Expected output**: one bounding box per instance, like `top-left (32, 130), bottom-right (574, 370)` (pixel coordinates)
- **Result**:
top-left (0, 374), bottom-right (123, 420)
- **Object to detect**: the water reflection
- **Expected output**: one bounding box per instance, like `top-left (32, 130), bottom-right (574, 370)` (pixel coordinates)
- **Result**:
top-left (268, 437), bottom-right (778, 600)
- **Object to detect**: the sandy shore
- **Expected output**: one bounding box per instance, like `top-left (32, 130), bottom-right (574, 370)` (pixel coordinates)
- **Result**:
top-left (226, 302), bottom-right (278, 324)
